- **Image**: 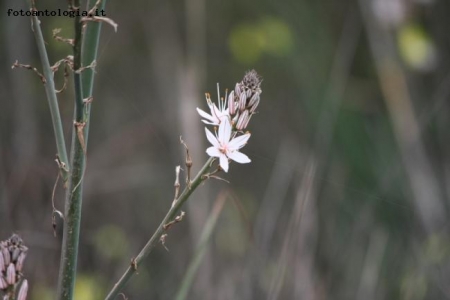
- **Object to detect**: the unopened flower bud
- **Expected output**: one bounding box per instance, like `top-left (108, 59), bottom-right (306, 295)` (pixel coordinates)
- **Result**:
top-left (243, 113), bottom-right (252, 129)
top-left (12, 247), bottom-right (20, 262)
top-left (0, 276), bottom-right (7, 290)
top-left (249, 97), bottom-right (260, 113)
top-left (248, 92), bottom-right (259, 108)
top-left (16, 252), bottom-right (27, 272)
top-left (232, 112), bottom-right (240, 126)
top-left (2, 247), bottom-right (10, 266)
top-left (235, 84), bottom-right (241, 97)
top-left (228, 90), bottom-right (236, 115)
top-left (236, 110), bottom-right (250, 130)
top-left (0, 250), bottom-right (4, 272)
top-left (18, 279), bottom-right (28, 300)
top-left (6, 263), bottom-right (16, 285)
top-left (238, 92), bottom-right (247, 112)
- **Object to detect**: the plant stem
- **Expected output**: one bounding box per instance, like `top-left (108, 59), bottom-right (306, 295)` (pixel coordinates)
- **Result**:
top-left (56, 1), bottom-right (107, 299)
top-left (175, 193), bottom-right (226, 300)
top-left (27, 1), bottom-right (69, 181)
top-left (105, 157), bottom-right (215, 300)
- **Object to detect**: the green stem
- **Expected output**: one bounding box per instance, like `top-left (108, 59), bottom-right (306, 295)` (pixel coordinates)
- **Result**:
top-left (56, 1), bottom-right (107, 299)
top-left (27, 1), bottom-right (69, 181)
top-left (105, 157), bottom-right (215, 300)
top-left (175, 194), bottom-right (226, 300)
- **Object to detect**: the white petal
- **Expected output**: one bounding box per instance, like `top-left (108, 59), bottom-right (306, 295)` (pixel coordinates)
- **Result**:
top-left (205, 128), bottom-right (219, 148)
top-left (228, 133), bottom-right (251, 150)
top-left (218, 118), bottom-right (232, 144)
top-left (197, 108), bottom-right (215, 123)
top-left (219, 154), bottom-right (229, 172)
top-left (201, 120), bottom-right (217, 125)
top-left (228, 151), bottom-right (251, 164)
top-left (206, 147), bottom-right (221, 158)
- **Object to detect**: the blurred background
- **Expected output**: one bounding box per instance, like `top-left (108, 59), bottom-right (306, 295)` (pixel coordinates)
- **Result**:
top-left (1, 0), bottom-right (450, 299)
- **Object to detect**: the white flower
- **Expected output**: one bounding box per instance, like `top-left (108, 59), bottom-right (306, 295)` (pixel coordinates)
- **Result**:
top-left (205, 118), bottom-right (251, 172)
top-left (197, 85), bottom-right (229, 126)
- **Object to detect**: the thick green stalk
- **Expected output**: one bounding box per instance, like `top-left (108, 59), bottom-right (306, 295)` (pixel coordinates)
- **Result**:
top-left (27, 1), bottom-right (69, 181)
top-left (105, 157), bottom-right (215, 300)
top-left (56, 1), bottom-right (107, 299)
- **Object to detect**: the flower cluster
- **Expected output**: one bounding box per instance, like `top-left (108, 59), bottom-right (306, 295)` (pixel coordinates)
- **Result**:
top-left (197, 70), bottom-right (262, 172)
top-left (0, 234), bottom-right (28, 300)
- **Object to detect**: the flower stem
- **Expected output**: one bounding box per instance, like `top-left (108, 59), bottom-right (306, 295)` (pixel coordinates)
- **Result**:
top-left (104, 157), bottom-right (215, 300)
top-left (27, 0), bottom-right (69, 181)
top-left (56, 1), bottom-right (107, 299)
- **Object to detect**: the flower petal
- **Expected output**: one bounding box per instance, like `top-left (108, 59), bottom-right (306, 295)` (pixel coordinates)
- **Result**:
top-left (205, 128), bottom-right (219, 148)
top-left (219, 154), bottom-right (229, 172)
top-left (218, 118), bottom-right (232, 144)
top-left (206, 147), bottom-right (221, 158)
top-left (197, 108), bottom-right (215, 123)
top-left (228, 151), bottom-right (251, 164)
top-left (228, 133), bottom-right (251, 150)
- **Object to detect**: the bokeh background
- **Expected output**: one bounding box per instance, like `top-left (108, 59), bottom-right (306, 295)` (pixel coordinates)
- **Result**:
top-left (1, 0), bottom-right (450, 299)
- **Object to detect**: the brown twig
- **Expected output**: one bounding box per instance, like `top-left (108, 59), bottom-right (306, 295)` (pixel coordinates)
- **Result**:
top-left (11, 60), bottom-right (46, 83)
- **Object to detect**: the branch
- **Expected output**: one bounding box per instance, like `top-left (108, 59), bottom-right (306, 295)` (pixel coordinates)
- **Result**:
top-left (27, 0), bottom-right (70, 181)
top-left (104, 157), bottom-right (215, 300)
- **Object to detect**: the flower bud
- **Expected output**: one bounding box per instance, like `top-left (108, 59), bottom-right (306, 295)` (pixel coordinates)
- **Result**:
top-left (249, 97), bottom-right (260, 113)
top-left (6, 263), bottom-right (16, 285)
top-left (228, 90), bottom-right (236, 115)
top-left (0, 276), bottom-right (7, 290)
top-left (243, 113), bottom-right (252, 129)
top-left (238, 92), bottom-right (247, 112)
top-left (234, 84), bottom-right (241, 97)
top-left (248, 92), bottom-right (259, 108)
top-left (12, 247), bottom-right (20, 262)
top-left (2, 247), bottom-right (10, 266)
top-left (18, 279), bottom-right (28, 300)
top-left (236, 110), bottom-right (250, 130)
top-left (0, 250), bottom-right (4, 272)
top-left (16, 252), bottom-right (27, 272)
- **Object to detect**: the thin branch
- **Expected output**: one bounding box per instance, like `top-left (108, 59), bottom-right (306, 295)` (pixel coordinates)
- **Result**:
top-left (26, 0), bottom-right (70, 182)
top-left (104, 157), bottom-right (215, 300)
